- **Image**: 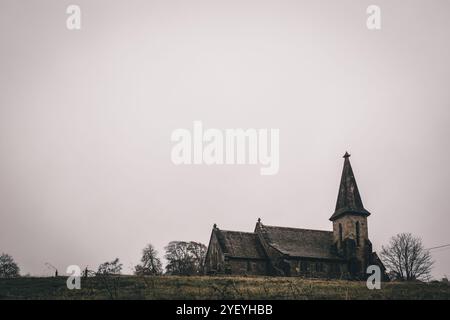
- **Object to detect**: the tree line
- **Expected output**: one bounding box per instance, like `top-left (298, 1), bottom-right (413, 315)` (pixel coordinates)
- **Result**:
top-left (0, 240), bottom-right (207, 278)
top-left (0, 234), bottom-right (437, 281)
top-left (134, 241), bottom-right (206, 276)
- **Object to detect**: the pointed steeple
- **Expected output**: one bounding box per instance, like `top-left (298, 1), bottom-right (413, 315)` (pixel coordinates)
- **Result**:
top-left (329, 152), bottom-right (371, 221)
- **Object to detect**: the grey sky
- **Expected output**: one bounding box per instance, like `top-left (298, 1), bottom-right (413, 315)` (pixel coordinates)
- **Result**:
top-left (1, 0), bottom-right (449, 278)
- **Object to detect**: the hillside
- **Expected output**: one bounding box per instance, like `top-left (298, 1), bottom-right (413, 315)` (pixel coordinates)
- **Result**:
top-left (1, 276), bottom-right (449, 300)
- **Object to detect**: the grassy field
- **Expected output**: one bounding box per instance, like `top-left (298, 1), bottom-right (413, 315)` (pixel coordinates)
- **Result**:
top-left (0, 276), bottom-right (449, 300)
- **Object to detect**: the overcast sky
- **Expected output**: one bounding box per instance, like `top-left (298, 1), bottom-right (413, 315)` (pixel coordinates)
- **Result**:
top-left (1, 0), bottom-right (449, 279)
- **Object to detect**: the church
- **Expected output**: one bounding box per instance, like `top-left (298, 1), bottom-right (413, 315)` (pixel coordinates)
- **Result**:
top-left (204, 153), bottom-right (386, 279)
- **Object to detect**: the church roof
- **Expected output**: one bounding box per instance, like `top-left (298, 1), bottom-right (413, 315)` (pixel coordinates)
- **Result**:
top-left (329, 152), bottom-right (371, 221)
top-left (214, 229), bottom-right (266, 260)
top-left (258, 224), bottom-right (342, 260)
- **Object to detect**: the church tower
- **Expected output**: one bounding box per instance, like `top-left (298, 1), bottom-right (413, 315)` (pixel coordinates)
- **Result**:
top-left (330, 152), bottom-right (372, 277)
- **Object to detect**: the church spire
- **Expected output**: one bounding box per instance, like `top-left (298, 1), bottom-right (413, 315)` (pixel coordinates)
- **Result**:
top-left (329, 152), bottom-right (371, 221)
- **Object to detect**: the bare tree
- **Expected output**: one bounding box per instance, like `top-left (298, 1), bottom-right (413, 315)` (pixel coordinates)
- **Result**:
top-left (134, 243), bottom-right (163, 275)
top-left (380, 233), bottom-right (433, 281)
top-left (0, 253), bottom-right (20, 278)
top-left (97, 258), bottom-right (122, 275)
top-left (165, 241), bottom-right (207, 275)
top-left (96, 258), bottom-right (123, 299)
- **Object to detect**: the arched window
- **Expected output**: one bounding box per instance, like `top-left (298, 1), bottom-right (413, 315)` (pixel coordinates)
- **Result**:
top-left (339, 223), bottom-right (343, 243)
top-left (356, 221), bottom-right (360, 246)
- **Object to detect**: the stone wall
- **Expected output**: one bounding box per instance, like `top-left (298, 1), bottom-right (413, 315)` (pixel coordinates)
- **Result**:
top-left (204, 232), bottom-right (226, 274)
top-left (332, 215), bottom-right (374, 277)
top-left (224, 258), bottom-right (268, 275)
top-left (205, 232), bottom-right (268, 276)
top-left (333, 216), bottom-right (369, 265)
top-left (282, 258), bottom-right (349, 278)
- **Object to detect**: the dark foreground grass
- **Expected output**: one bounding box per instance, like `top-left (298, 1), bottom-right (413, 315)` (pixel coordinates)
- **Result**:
top-left (0, 276), bottom-right (449, 300)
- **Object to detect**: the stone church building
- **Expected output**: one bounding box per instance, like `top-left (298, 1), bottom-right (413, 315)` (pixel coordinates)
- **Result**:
top-left (204, 153), bottom-right (386, 279)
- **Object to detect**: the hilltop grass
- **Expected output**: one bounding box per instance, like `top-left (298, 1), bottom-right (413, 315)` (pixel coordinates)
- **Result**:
top-left (0, 276), bottom-right (449, 300)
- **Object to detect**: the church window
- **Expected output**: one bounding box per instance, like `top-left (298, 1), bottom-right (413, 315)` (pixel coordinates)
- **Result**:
top-left (339, 223), bottom-right (343, 243)
top-left (356, 221), bottom-right (360, 246)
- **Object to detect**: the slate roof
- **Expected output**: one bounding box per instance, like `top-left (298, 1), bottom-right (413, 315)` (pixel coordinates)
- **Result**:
top-left (259, 224), bottom-right (343, 260)
top-left (214, 229), bottom-right (266, 260)
top-left (330, 152), bottom-right (371, 221)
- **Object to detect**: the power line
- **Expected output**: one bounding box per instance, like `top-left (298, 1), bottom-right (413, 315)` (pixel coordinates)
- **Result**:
top-left (429, 246), bottom-right (450, 253)
top-left (426, 244), bottom-right (450, 251)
